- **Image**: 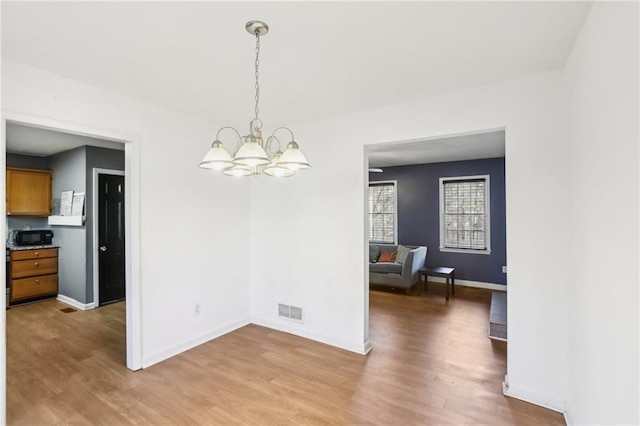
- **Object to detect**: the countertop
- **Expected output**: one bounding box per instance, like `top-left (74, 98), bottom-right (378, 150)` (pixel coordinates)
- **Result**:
top-left (6, 244), bottom-right (59, 251)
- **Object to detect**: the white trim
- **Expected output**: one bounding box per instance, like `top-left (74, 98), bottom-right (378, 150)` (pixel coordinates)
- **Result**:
top-left (57, 294), bottom-right (96, 311)
top-left (503, 381), bottom-right (565, 414)
top-left (124, 138), bottom-right (143, 371)
top-left (427, 276), bottom-right (506, 291)
top-left (363, 151), bottom-right (372, 356)
top-left (368, 179), bottom-right (398, 245)
top-left (92, 168), bottom-right (125, 310)
top-left (563, 411), bottom-right (573, 426)
top-left (0, 119), bottom-right (7, 424)
top-left (142, 317), bottom-right (251, 368)
top-left (1, 109), bottom-right (143, 372)
top-left (439, 174), bottom-right (491, 254)
top-left (439, 247), bottom-right (492, 255)
top-left (251, 317), bottom-right (372, 355)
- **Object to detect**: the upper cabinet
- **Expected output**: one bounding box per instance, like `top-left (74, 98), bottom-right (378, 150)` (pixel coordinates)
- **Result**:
top-left (6, 167), bottom-right (52, 216)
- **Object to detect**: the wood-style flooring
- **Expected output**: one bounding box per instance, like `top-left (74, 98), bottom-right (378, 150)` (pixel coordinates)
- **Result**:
top-left (6, 285), bottom-right (565, 425)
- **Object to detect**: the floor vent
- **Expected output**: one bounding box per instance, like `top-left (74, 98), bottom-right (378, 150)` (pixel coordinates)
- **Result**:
top-left (60, 307), bottom-right (77, 313)
top-left (278, 303), bottom-right (304, 323)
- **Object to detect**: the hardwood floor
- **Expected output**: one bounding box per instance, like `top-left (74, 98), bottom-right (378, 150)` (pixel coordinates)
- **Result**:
top-left (6, 286), bottom-right (565, 425)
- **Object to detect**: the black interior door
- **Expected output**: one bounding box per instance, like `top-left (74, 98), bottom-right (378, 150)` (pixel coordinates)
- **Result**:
top-left (98, 174), bottom-right (125, 306)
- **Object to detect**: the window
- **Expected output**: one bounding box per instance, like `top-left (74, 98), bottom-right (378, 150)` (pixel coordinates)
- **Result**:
top-left (369, 181), bottom-right (397, 244)
top-left (439, 175), bottom-right (491, 254)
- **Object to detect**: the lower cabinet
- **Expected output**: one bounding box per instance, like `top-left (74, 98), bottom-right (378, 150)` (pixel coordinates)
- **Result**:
top-left (10, 248), bottom-right (58, 305)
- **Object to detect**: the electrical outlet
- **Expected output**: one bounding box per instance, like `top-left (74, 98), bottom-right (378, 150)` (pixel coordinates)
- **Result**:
top-left (502, 266), bottom-right (507, 273)
top-left (194, 304), bottom-right (201, 315)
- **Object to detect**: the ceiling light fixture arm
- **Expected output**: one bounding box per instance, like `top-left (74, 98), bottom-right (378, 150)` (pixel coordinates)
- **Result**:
top-left (269, 126), bottom-right (296, 143)
top-left (265, 135), bottom-right (282, 154)
top-left (215, 126), bottom-right (242, 141)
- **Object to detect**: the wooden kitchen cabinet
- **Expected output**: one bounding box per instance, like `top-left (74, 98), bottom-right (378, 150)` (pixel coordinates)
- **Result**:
top-left (6, 167), bottom-right (52, 216)
top-left (10, 248), bottom-right (59, 305)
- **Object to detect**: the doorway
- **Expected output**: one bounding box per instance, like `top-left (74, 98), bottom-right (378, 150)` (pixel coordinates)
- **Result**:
top-left (0, 113), bottom-right (141, 372)
top-left (94, 170), bottom-right (126, 306)
top-left (364, 128), bottom-right (507, 372)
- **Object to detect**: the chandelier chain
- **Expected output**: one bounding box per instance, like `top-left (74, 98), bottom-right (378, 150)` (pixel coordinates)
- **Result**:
top-left (254, 32), bottom-right (260, 124)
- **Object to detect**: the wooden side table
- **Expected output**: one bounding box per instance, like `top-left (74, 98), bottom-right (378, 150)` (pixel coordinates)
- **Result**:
top-left (421, 267), bottom-right (455, 301)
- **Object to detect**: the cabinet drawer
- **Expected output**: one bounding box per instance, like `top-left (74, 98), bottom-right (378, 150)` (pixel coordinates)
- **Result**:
top-left (11, 274), bottom-right (58, 301)
top-left (11, 248), bottom-right (58, 261)
top-left (11, 257), bottom-right (58, 278)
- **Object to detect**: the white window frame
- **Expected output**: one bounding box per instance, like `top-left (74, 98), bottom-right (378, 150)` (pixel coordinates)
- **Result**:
top-left (439, 175), bottom-right (491, 255)
top-left (368, 180), bottom-right (398, 245)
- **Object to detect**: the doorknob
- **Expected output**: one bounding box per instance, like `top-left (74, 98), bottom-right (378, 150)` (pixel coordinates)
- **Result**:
top-left (99, 246), bottom-right (107, 252)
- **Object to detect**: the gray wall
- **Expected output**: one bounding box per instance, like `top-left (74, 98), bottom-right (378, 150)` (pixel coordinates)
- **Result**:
top-left (6, 152), bottom-right (48, 169)
top-left (84, 146), bottom-right (124, 303)
top-left (49, 147), bottom-right (87, 303)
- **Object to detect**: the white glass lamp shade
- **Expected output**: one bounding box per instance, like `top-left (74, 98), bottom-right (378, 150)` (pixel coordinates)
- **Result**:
top-left (232, 140), bottom-right (271, 167)
top-left (277, 141), bottom-right (310, 171)
top-left (222, 164), bottom-right (253, 177)
top-left (264, 152), bottom-right (295, 177)
top-left (198, 140), bottom-right (234, 170)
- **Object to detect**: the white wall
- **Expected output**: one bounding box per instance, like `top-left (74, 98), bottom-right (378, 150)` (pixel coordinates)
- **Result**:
top-left (1, 60), bottom-right (253, 367)
top-left (250, 70), bottom-right (572, 409)
top-left (564, 3), bottom-right (639, 425)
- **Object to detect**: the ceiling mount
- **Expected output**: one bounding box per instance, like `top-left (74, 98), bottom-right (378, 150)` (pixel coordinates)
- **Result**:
top-left (246, 21), bottom-right (269, 36)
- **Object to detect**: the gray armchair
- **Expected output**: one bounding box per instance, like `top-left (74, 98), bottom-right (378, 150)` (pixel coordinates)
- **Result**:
top-left (369, 244), bottom-right (427, 293)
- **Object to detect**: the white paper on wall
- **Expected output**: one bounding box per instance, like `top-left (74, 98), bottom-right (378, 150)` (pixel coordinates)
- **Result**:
top-left (71, 192), bottom-right (85, 216)
top-left (60, 190), bottom-right (73, 216)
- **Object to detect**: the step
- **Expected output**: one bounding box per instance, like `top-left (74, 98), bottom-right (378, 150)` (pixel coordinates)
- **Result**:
top-left (489, 290), bottom-right (507, 341)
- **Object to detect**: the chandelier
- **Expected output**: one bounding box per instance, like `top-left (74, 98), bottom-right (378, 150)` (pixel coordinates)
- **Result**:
top-left (198, 21), bottom-right (311, 177)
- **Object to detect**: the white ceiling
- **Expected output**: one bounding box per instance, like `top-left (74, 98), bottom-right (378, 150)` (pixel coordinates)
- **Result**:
top-left (6, 123), bottom-right (124, 157)
top-left (1, 2), bottom-right (592, 129)
top-left (368, 130), bottom-right (505, 168)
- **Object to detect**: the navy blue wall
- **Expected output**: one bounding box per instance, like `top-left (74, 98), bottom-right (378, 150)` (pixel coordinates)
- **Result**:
top-left (370, 157), bottom-right (506, 285)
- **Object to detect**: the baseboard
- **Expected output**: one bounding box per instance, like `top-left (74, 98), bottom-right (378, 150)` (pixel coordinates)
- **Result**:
top-left (142, 317), bottom-right (251, 368)
top-left (428, 276), bottom-right (506, 291)
top-left (564, 411), bottom-right (573, 426)
top-left (57, 294), bottom-right (95, 311)
top-left (502, 375), bottom-right (565, 413)
top-left (251, 316), bottom-right (371, 355)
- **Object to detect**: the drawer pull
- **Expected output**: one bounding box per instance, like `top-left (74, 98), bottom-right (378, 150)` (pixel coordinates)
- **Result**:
top-left (35, 279), bottom-right (40, 284)
top-left (34, 262), bottom-right (39, 267)
top-left (34, 252), bottom-right (39, 256)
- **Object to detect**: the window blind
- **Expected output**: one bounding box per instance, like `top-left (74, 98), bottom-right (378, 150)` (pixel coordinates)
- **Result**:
top-left (442, 178), bottom-right (487, 250)
top-left (369, 182), bottom-right (396, 243)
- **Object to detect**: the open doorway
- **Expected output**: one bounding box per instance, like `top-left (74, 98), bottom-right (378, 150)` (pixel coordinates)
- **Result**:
top-left (364, 128), bottom-right (507, 390)
top-left (1, 114), bottom-right (141, 371)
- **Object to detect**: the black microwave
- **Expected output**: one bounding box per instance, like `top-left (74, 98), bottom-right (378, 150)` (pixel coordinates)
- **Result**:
top-left (14, 230), bottom-right (53, 246)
